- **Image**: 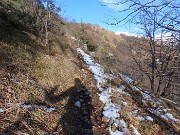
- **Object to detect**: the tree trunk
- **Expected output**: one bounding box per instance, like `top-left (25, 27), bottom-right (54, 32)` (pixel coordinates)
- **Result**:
top-left (45, 22), bottom-right (48, 46)
top-left (45, 1), bottom-right (51, 47)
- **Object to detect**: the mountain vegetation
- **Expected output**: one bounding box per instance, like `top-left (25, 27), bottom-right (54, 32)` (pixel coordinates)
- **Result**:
top-left (0, 0), bottom-right (179, 134)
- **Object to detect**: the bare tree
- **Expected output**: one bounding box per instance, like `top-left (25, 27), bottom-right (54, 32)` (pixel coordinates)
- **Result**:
top-left (100, 0), bottom-right (180, 33)
top-left (129, 26), bottom-right (179, 96)
top-left (21, 0), bottom-right (61, 48)
top-left (43, 0), bottom-right (60, 47)
top-left (100, 0), bottom-right (180, 97)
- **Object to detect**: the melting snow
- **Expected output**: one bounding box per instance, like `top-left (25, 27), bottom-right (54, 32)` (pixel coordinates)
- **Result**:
top-left (146, 116), bottom-right (153, 122)
top-left (163, 113), bottom-right (180, 122)
top-left (74, 101), bottom-right (81, 108)
top-left (0, 108), bottom-right (5, 113)
top-left (122, 101), bottom-right (128, 106)
top-left (99, 88), bottom-right (111, 103)
top-left (77, 48), bottom-right (180, 135)
top-left (77, 48), bottom-right (136, 135)
top-left (119, 74), bottom-right (133, 84)
top-left (77, 48), bottom-right (105, 88)
top-left (131, 124), bottom-right (141, 135)
top-left (160, 115), bottom-right (169, 121)
top-left (148, 107), bottom-right (180, 123)
top-left (52, 131), bottom-right (59, 135)
top-left (110, 130), bottom-right (123, 135)
top-left (132, 109), bottom-right (138, 114)
top-left (143, 93), bottom-right (151, 102)
top-left (119, 119), bottom-right (127, 128)
top-left (119, 85), bottom-right (126, 91)
top-left (163, 108), bottom-right (171, 112)
top-left (103, 103), bottom-right (121, 122)
top-left (20, 104), bottom-right (57, 112)
top-left (20, 104), bottom-right (37, 108)
top-left (46, 107), bottom-right (57, 112)
top-left (119, 72), bottom-right (180, 125)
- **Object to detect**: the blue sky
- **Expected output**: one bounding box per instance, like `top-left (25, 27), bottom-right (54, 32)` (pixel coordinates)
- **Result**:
top-left (56, 0), bottom-right (136, 33)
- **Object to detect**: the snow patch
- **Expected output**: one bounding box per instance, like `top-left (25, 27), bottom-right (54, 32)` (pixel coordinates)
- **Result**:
top-left (130, 124), bottom-right (141, 135)
top-left (77, 48), bottom-right (105, 88)
top-left (110, 130), bottom-right (123, 135)
top-left (163, 108), bottom-right (170, 112)
top-left (131, 109), bottom-right (138, 115)
top-left (103, 103), bottom-right (121, 121)
top-left (119, 85), bottom-right (126, 91)
top-left (20, 104), bottom-right (38, 108)
top-left (20, 104), bottom-right (57, 112)
top-left (119, 73), bottom-right (180, 124)
top-left (74, 101), bottom-right (81, 108)
top-left (0, 108), bottom-right (5, 113)
top-left (122, 101), bottom-right (128, 106)
top-left (77, 48), bottom-right (131, 135)
top-left (148, 106), bottom-right (180, 123)
top-left (52, 131), bottom-right (59, 135)
top-left (119, 119), bottom-right (127, 128)
top-left (163, 113), bottom-right (180, 122)
top-left (46, 107), bottom-right (57, 112)
top-left (119, 74), bottom-right (134, 84)
top-left (146, 116), bottom-right (153, 122)
top-left (99, 90), bottom-right (111, 104)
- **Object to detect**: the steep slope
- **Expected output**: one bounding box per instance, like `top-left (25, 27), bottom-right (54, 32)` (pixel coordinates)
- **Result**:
top-left (0, 1), bottom-right (179, 134)
top-left (0, 29), bottom-right (108, 135)
top-left (77, 47), bottom-right (180, 135)
top-left (0, 2), bottom-right (108, 134)
top-left (66, 23), bottom-right (134, 74)
top-left (66, 22), bottom-right (180, 108)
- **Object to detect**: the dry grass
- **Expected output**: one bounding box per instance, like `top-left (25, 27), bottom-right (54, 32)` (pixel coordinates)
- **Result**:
top-left (30, 49), bottom-right (81, 88)
top-left (0, 18), bottom-right (85, 134)
top-left (0, 6), bottom-right (179, 133)
top-left (109, 85), bottom-right (174, 135)
top-left (0, 25), bottom-right (106, 133)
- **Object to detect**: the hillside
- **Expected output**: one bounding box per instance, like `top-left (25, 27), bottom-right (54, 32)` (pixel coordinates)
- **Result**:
top-left (0, 1), bottom-right (107, 134)
top-left (0, 1), bottom-right (180, 135)
top-left (66, 22), bottom-right (180, 106)
top-left (77, 47), bottom-right (180, 134)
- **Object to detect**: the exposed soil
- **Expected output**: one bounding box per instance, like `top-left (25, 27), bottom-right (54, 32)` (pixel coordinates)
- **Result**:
top-left (0, 42), bottom-right (108, 135)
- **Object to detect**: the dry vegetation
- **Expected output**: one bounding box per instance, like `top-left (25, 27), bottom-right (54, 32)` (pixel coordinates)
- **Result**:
top-left (67, 22), bottom-right (180, 108)
top-left (0, 0), bottom-right (179, 134)
top-left (0, 24), bottom-right (108, 134)
top-left (0, 2), bottom-right (108, 134)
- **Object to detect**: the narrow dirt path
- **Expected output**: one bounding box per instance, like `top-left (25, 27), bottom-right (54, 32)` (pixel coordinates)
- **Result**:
top-left (43, 45), bottom-right (109, 135)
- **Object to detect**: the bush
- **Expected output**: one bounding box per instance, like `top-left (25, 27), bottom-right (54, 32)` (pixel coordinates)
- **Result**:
top-left (86, 40), bottom-right (97, 52)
